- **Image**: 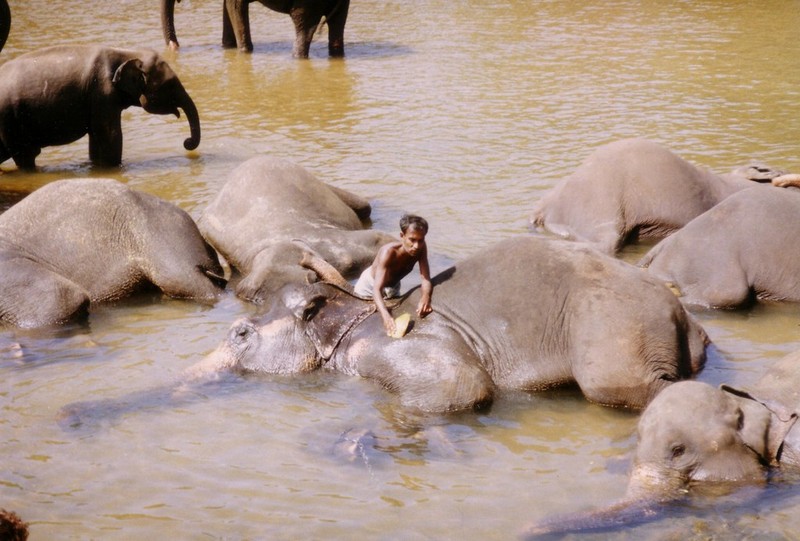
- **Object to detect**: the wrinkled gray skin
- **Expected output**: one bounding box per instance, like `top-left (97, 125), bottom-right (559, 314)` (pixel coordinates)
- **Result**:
top-left (0, 178), bottom-right (225, 328)
top-left (639, 187), bottom-right (800, 308)
top-left (525, 350), bottom-right (800, 538)
top-left (191, 237), bottom-right (709, 412)
top-left (531, 138), bottom-right (789, 254)
top-left (198, 156), bottom-right (393, 304)
top-left (0, 45), bottom-right (200, 170)
top-left (161, 0), bottom-right (349, 57)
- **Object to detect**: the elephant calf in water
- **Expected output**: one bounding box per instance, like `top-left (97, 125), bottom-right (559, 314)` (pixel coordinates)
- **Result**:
top-left (531, 138), bottom-right (794, 254)
top-left (525, 349), bottom-right (800, 538)
top-left (0, 45), bottom-right (200, 169)
top-left (0, 178), bottom-right (225, 328)
top-left (190, 236), bottom-right (709, 412)
top-left (198, 156), bottom-right (394, 304)
top-left (639, 186), bottom-right (800, 308)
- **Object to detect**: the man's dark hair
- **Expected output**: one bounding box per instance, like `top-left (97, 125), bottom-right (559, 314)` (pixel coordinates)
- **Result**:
top-left (0, 509), bottom-right (29, 541)
top-left (400, 214), bottom-right (428, 234)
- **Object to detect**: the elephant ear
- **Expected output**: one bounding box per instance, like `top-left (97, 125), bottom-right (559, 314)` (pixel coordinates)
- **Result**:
top-left (722, 385), bottom-right (799, 466)
top-left (112, 58), bottom-right (146, 102)
top-left (295, 283), bottom-right (375, 360)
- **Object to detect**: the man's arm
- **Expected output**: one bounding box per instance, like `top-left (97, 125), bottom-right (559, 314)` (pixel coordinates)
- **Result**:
top-left (416, 248), bottom-right (433, 317)
top-left (372, 250), bottom-right (397, 335)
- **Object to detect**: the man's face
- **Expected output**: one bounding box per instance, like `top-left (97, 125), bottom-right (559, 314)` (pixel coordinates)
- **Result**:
top-left (401, 226), bottom-right (426, 257)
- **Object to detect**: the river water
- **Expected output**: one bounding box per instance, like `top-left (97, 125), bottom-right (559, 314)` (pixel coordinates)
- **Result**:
top-left (2, 1), bottom-right (800, 539)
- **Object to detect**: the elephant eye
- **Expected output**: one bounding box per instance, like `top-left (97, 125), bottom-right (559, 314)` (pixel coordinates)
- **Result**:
top-left (230, 322), bottom-right (255, 344)
top-left (670, 444), bottom-right (686, 460)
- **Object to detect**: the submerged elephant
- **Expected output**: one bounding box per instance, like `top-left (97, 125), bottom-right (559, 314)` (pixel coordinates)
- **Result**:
top-left (0, 178), bottom-right (225, 328)
top-left (531, 138), bottom-right (792, 254)
top-left (525, 349), bottom-right (800, 537)
top-left (161, 0), bottom-right (349, 57)
top-left (639, 187), bottom-right (800, 308)
top-left (0, 45), bottom-right (200, 170)
top-left (198, 155), bottom-right (394, 304)
top-left (189, 237), bottom-right (709, 412)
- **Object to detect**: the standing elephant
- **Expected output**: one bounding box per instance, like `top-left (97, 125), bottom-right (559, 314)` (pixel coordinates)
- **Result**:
top-left (161, 0), bottom-right (349, 58)
top-left (0, 0), bottom-right (9, 54)
top-left (525, 349), bottom-right (800, 537)
top-left (531, 138), bottom-right (792, 254)
top-left (0, 45), bottom-right (200, 170)
top-left (189, 237), bottom-right (709, 412)
top-left (0, 178), bottom-right (225, 328)
top-left (639, 187), bottom-right (800, 308)
top-left (198, 156), bottom-right (394, 304)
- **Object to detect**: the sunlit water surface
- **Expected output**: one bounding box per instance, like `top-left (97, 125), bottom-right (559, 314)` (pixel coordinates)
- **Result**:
top-left (2, 1), bottom-right (800, 539)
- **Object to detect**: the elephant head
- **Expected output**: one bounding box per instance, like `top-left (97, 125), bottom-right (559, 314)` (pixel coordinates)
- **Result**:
top-left (524, 381), bottom-right (797, 537)
top-left (113, 50), bottom-right (201, 151)
top-left (624, 381), bottom-right (785, 502)
top-left (188, 277), bottom-right (372, 379)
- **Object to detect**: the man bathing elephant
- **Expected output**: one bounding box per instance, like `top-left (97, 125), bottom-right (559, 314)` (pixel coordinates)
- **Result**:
top-left (188, 237), bottom-right (709, 413)
top-left (354, 214), bottom-right (433, 336)
top-left (0, 178), bottom-right (225, 328)
top-left (525, 348), bottom-right (800, 537)
top-left (198, 156), bottom-right (395, 304)
top-left (531, 138), bottom-right (794, 254)
top-left (0, 45), bottom-right (200, 169)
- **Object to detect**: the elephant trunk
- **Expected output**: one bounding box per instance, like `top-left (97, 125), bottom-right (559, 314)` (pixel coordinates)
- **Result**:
top-left (178, 89), bottom-right (201, 151)
top-left (522, 464), bottom-right (684, 538)
top-left (161, 0), bottom-right (180, 49)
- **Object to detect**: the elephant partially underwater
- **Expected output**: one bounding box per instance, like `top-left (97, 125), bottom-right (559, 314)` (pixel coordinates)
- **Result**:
top-left (190, 237), bottom-right (709, 413)
top-left (161, 0), bottom-right (349, 57)
top-left (531, 138), bottom-right (793, 254)
top-left (0, 45), bottom-right (200, 169)
top-left (525, 349), bottom-right (800, 538)
top-left (639, 187), bottom-right (800, 308)
top-left (198, 156), bottom-right (394, 304)
top-left (0, 178), bottom-right (225, 328)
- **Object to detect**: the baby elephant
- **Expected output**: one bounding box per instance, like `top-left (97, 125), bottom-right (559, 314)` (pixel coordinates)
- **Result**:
top-left (526, 350), bottom-right (800, 537)
top-left (0, 45), bottom-right (200, 169)
top-left (0, 178), bottom-right (225, 328)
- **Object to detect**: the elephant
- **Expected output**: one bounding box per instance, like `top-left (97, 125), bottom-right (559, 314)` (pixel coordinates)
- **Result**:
top-left (161, 0), bottom-right (349, 58)
top-left (0, 178), bottom-right (225, 328)
top-left (638, 187), bottom-right (800, 308)
top-left (0, 45), bottom-right (200, 170)
top-left (524, 349), bottom-right (800, 537)
top-left (531, 138), bottom-right (793, 254)
top-left (0, 0), bottom-right (9, 54)
top-left (188, 236), bottom-right (709, 413)
top-left (197, 155), bottom-right (394, 304)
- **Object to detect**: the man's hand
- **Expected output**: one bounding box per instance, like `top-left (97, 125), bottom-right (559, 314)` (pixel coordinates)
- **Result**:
top-left (416, 297), bottom-right (432, 317)
top-left (382, 313), bottom-right (397, 336)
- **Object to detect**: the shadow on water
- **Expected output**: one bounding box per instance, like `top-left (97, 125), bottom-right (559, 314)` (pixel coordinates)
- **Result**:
top-left (248, 40), bottom-right (414, 59)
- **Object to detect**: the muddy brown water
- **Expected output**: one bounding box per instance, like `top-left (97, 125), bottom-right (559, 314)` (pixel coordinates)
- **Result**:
top-left (2, 1), bottom-right (800, 539)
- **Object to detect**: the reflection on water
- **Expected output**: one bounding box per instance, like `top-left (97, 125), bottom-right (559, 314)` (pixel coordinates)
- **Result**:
top-left (2, 0), bottom-right (800, 539)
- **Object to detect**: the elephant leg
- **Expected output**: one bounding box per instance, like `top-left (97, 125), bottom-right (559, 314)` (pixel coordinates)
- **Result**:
top-left (325, 0), bottom-right (349, 57)
top-left (88, 113), bottom-right (123, 167)
top-left (223, 0), bottom-right (253, 51)
top-left (290, 10), bottom-right (319, 58)
top-left (0, 259), bottom-right (90, 328)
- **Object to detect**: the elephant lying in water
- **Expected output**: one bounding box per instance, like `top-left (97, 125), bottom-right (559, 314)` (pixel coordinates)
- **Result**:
top-left (0, 178), bottom-right (225, 328)
top-left (525, 349), bottom-right (800, 537)
top-left (531, 138), bottom-right (793, 254)
top-left (189, 237), bottom-right (709, 412)
top-left (0, 45), bottom-right (200, 169)
top-left (198, 156), bottom-right (394, 304)
top-left (639, 187), bottom-right (800, 308)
